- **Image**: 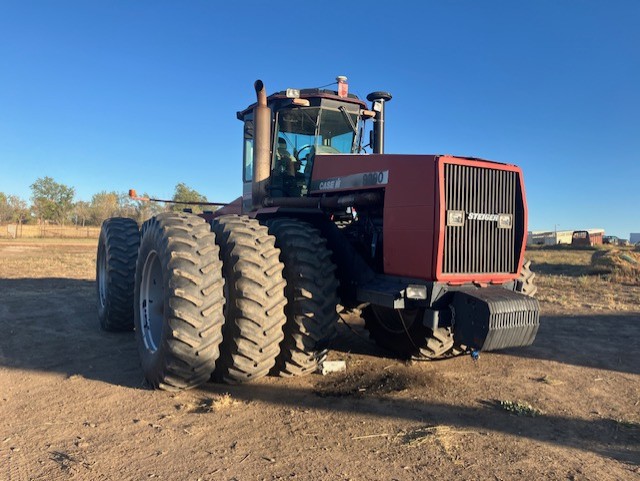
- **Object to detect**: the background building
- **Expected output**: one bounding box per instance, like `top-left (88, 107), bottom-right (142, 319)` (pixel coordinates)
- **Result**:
top-left (528, 229), bottom-right (604, 246)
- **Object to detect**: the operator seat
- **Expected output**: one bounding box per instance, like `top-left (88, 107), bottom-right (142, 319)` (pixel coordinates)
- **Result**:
top-left (271, 137), bottom-right (300, 197)
top-left (275, 137), bottom-right (296, 176)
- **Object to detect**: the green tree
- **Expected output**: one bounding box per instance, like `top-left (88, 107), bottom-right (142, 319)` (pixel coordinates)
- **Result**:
top-left (171, 183), bottom-right (208, 214)
top-left (30, 176), bottom-right (75, 224)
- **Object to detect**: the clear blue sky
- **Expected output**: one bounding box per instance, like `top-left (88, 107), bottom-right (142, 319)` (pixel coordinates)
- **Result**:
top-left (1, 1), bottom-right (638, 237)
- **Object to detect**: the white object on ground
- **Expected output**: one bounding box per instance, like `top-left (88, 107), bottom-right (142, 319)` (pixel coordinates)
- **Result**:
top-left (318, 360), bottom-right (346, 375)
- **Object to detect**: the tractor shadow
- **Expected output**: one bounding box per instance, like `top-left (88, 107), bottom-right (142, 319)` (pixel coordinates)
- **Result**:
top-left (498, 312), bottom-right (640, 375)
top-left (0, 278), bottom-right (143, 388)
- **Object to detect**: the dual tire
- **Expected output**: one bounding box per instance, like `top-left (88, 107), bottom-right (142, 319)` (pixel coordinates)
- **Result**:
top-left (98, 213), bottom-right (338, 389)
top-left (134, 213), bottom-right (225, 390)
top-left (211, 216), bottom-right (339, 381)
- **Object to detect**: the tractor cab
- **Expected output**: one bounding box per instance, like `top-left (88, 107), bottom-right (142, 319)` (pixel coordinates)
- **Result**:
top-left (237, 81), bottom-right (374, 210)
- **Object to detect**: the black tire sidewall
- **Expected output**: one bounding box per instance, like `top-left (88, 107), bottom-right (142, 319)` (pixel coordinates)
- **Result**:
top-left (96, 217), bottom-right (139, 331)
top-left (134, 220), bottom-right (170, 383)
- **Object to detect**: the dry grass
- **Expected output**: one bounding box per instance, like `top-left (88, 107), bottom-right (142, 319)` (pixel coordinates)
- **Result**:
top-left (526, 246), bottom-right (640, 313)
top-left (591, 249), bottom-right (640, 285)
top-left (401, 425), bottom-right (467, 447)
top-left (174, 394), bottom-right (239, 414)
top-left (0, 240), bottom-right (97, 279)
top-left (0, 224), bottom-right (100, 239)
top-left (0, 237), bottom-right (98, 245)
top-left (400, 425), bottom-right (471, 463)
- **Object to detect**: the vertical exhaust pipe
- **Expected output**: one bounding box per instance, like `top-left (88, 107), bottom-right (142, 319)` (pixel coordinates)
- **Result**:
top-left (253, 80), bottom-right (271, 210)
top-left (366, 91), bottom-right (392, 154)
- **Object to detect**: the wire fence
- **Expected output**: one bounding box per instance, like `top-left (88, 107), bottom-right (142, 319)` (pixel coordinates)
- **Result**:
top-left (0, 224), bottom-right (101, 239)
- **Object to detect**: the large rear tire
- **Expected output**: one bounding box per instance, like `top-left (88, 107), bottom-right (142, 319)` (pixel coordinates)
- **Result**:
top-left (363, 306), bottom-right (455, 360)
top-left (266, 218), bottom-right (339, 377)
top-left (134, 212), bottom-right (225, 391)
top-left (96, 217), bottom-right (140, 331)
top-left (212, 215), bottom-right (287, 383)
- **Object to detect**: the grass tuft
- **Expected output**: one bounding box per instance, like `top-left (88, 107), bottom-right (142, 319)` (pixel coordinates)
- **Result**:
top-left (499, 400), bottom-right (543, 417)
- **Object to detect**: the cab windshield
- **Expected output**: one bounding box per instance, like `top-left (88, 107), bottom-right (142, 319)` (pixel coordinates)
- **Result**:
top-left (272, 106), bottom-right (359, 196)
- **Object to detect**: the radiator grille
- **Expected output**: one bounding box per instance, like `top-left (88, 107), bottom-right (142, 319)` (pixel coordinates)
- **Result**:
top-left (443, 163), bottom-right (520, 274)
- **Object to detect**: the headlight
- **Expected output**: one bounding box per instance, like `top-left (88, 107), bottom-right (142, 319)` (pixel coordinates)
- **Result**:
top-left (498, 213), bottom-right (513, 229)
top-left (447, 210), bottom-right (465, 227)
top-left (406, 284), bottom-right (428, 300)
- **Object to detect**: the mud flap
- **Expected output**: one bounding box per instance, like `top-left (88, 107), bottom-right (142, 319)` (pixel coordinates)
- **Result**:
top-left (451, 287), bottom-right (539, 352)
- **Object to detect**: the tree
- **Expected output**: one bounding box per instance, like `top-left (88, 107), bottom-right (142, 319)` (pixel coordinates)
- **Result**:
top-left (0, 193), bottom-right (9, 223)
top-left (30, 177), bottom-right (75, 224)
top-left (133, 192), bottom-right (166, 223)
top-left (171, 183), bottom-right (208, 214)
top-left (73, 201), bottom-right (91, 227)
top-left (116, 192), bottom-right (138, 220)
top-left (1, 193), bottom-right (30, 225)
top-left (8, 195), bottom-right (29, 224)
top-left (90, 191), bottom-right (121, 226)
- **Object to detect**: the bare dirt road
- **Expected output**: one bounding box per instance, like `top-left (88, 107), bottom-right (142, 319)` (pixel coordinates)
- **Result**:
top-left (0, 241), bottom-right (638, 480)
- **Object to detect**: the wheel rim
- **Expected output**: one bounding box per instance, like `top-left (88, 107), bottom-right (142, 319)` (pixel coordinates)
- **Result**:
top-left (371, 306), bottom-right (421, 334)
top-left (140, 250), bottom-right (164, 352)
top-left (97, 244), bottom-right (108, 308)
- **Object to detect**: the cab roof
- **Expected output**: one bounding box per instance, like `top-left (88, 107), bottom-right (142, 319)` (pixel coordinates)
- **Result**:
top-left (237, 88), bottom-right (368, 120)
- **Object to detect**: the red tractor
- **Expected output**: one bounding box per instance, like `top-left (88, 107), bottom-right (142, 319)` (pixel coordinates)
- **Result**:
top-left (97, 78), bottom-right (539, 390)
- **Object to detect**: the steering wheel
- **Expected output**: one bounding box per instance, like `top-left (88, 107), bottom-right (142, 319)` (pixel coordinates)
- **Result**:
top-left (295, 144), bottom-right (314, 162)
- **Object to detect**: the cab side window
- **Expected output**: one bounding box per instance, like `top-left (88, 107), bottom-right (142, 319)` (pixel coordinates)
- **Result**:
top-left (243, 120), bottom-right (254, 182)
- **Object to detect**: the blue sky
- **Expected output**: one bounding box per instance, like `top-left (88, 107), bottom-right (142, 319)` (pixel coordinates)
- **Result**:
top-left (0, 1), bottom-right (638, 237)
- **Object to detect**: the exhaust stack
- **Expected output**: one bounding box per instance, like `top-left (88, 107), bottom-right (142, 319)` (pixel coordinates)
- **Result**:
top-left (366, 91), bottom-right (392, 154)
top-left (252, 80), bottom-right (272, 210)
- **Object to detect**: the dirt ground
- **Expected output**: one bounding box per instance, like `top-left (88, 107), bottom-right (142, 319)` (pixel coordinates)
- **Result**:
top-left (0, 241), bottom-right (638, 480)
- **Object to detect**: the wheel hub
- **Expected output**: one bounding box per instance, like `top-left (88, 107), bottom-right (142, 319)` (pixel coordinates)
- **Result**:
top-left (97, 246), bottom-right (108, 308)
top-left (139, 251), bottom-right (164, 352)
